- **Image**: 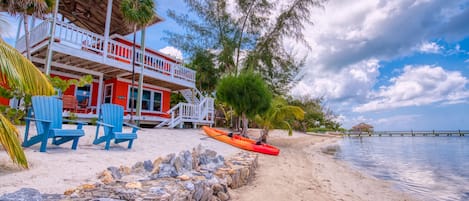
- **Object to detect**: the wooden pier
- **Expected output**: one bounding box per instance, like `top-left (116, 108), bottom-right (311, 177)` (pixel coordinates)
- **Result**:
top-left (344, 130), bottom-right (469, 137)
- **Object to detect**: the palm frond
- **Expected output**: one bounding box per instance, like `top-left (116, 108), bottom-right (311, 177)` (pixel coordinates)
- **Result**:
top-left (0, 38), bottom-right (54, 95)
top-left (121, 0), bottom-right (156, 27)
top-left (0, 114), bottom-right (28, 168)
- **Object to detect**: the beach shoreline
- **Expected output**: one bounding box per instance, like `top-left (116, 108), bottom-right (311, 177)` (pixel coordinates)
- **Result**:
top-left (1, 126), bottom-right (415, 200)
top-left (230, 130), bottom-right (416, 201)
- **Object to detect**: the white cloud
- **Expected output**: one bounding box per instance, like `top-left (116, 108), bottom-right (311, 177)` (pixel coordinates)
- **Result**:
top-left (465, 59), bottom-right (469, 63)
top-left (292, 59), bottom-right (380, 101)
top-left (353, 65), bottom-right (469, 112)
top-left (159, 46), bottom-right (183, 60)
top-left (418, 41), bottom-right (442, 54)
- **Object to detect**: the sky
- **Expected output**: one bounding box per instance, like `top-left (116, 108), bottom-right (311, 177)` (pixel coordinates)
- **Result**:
top-left (2, 0), bottom-right (469, 131)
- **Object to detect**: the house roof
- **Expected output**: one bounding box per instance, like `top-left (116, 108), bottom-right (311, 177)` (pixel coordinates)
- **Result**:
top-left (58, 0), bottom-right (163, 36)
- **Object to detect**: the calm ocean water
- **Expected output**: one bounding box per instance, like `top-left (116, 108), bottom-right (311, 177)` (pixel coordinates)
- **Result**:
top-left (335, 136), bottom-right (469, 201)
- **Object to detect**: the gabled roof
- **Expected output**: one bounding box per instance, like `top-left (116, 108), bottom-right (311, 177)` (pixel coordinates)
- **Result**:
top-left (58, 0), bottom-right (163, 36)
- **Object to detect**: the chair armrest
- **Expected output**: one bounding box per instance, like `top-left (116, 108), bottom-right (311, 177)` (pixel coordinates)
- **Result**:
top-left (63, 119), bottom-right (88, 125)
top-left (123, 122), bottom-right (141, 130)
top-left (24, 117), bottom-right (52, 123)
top-left (97, 121), bottom-right (114, 128)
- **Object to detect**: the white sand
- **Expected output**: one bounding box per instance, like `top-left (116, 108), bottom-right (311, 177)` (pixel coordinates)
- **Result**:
top-left (1, 126), bottom-right (416, 200)
top-left (231, 130), bottom-right (416, 201)
top-left (0, 125), bottom-right (239, 194)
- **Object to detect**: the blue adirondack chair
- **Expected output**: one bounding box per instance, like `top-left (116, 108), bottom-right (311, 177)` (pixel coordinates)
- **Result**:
top-left (23, 96), bottom-right (86, 152)
top-left (93, 104), bottom-right (139, 150)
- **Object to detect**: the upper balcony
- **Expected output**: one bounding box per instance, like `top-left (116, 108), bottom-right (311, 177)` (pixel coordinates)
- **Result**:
top-left (16, 20), bottom-right (195, 90)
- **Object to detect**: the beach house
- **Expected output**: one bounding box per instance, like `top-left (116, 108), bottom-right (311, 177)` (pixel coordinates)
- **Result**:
top-left (3, 0), bottom-right (214, 128)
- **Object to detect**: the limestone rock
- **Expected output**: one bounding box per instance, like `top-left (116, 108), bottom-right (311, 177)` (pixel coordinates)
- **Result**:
top-left (151, 157), bottom-right (163, 175)
top-left (107, 166), bottom-right (122, 179)
top-left (120, 165), bottom-right (131, 175)
top-left (217, 191), bottom-right (230, 201)
top-left (63, 189), bottom-right (75, 196)
top-left (177, 174), bottom-right (191, 181)
top-left (100, 170), bottom-right (114, 184)
top-left (0, 188), bottom-right (43, 201)
top-left (143, 160), bottom-right (153, 172)
top-left (125, 181), bottom-right (142, 189)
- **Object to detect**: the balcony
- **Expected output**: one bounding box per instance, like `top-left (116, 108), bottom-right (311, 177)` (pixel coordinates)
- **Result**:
top-left (16, 20), bottom-right (195, 90)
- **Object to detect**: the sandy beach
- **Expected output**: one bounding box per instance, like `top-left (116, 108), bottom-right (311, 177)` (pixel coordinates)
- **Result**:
top-left (1, 125), bottom-right (415, 200)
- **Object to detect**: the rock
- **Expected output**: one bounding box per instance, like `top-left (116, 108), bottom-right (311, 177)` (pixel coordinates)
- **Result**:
top-left (114, 188), bottom-right (138, 200)
top-left (78, 183), bottom-right (96, 190)
top-left (163, 153), bottom-right (176, 164)
top-left (182, 150), bottom-right (193, 170)
top-left (0, 188), bottom-right (43, 201)
top-left (177, 174), bottom-right (191, 181)
top-left (217, 191), bottom-right (230, 201)
top-left (100, 170), bottom-right (114, 184)
top-left (63, 189), bottom-right (75, 196)
top-left (174, 156), bottom-right (184, 174)
top-left (184, 182), bottom-right (195, 191)
top-left (132, 161), bottom-right (144, 173)
top-left (212, 184), bottom-right (223, 193)
top-left (125, 181), bottom-right (142, 189)
top-left (157, 163), bottom-right (178, 178)
top-left (120, 165), bottom-right (131, 175)
top-left (143, 160), bottom-right (153, 172)
top-left (107, 166), bottom-right (122, 179)
top-left (151, 157), bottom-right (163, 175)
top-left (40, 194), bottom-right (64, 201)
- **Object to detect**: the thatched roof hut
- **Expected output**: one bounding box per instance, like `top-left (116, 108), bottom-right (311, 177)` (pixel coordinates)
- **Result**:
top-left (352, 123), bottom-right (374, 132)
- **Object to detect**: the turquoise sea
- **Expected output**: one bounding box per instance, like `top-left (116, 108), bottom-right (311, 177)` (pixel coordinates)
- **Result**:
top-left (336, 136), bottom-right (469, 201)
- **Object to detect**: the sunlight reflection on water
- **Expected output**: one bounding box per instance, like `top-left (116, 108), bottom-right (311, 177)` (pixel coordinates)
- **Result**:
top-left (336, 136), bottom-right (469, 201)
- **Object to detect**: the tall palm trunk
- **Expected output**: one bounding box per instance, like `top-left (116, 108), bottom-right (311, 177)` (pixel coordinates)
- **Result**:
top-left (23, 14), bottom-right (31, 60)
top-left (130, 25), bottom-right (137, 122)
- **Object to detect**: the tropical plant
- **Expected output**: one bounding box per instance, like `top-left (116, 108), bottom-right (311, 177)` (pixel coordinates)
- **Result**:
top-left (121, 0), bottom-right (156, 121)
top-left (165, 0), bottom-right (326, 95)
top-left (255, 97), bottom-right (304, 142)
top-left (0, 38), bottom-right (55, 168)
top-left (186, 50), bottom-right (219, 94)
top-left (216, 71), bottom-right (272, 136)
top-left (4, 0), bottom-right (54, 60)
top-left (48, 75), bottom-right (93, 96)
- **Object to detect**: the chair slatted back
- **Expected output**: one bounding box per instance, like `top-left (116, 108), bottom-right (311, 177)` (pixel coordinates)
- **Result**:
top-left (101, 104), bottom-right (123, 133)
top-left (32, 96), bottom-right (63, 134)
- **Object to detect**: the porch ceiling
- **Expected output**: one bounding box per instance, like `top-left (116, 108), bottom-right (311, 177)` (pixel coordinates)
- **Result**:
top-left (59, 0), bottom-right (163, 36)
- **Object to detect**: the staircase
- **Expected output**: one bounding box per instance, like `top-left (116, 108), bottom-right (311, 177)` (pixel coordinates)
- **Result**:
top-left (156, 88), bottom-right (214, 128)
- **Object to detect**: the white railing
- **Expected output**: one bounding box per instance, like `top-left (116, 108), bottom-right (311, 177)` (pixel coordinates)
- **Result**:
top-left (162, 96), bottom-right (214, 128)
top-left (16, 20), bottom-right (196, 83)
top-left (16, 21), bottom-right (50, 52)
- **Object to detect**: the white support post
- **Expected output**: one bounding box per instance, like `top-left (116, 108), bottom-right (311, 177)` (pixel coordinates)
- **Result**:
top-left (96, 75), bottom-right (104, 115)
top-left (45, 0), bottom-right (60, 75)
top-left (15, 18), bottom-right (23, 48)
top-left (102, 0), bottom-right (113, 61)
top-left (136, 28), bottom-right (146, 117)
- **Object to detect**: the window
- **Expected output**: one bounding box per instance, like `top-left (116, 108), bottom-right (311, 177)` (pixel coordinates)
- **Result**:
top-left (127, 87), bottom-right (163, 112)
top-left (153, 92), bottom-right (162, 112)
top-left (76, 85), bottom-right (91, 107)
top-left (104, 84), bottom-right (113, 103)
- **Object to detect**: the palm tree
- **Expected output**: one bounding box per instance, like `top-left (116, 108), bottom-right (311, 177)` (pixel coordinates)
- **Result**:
top-left (255, 97), bottom-right (304, 143)
top-left (121, 0), bottom-right (156, 122)
top-left (5, 0), bottom-right (54, 60)
top-left (0, 38), bottom-right (55, 168)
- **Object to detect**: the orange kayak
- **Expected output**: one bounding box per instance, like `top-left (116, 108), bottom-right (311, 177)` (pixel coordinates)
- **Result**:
top-left (202, 126), bottom-right (280, 156)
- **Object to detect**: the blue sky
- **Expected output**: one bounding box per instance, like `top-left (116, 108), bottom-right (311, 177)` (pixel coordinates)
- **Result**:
top-left (2, 0), bottom-right (469, 131)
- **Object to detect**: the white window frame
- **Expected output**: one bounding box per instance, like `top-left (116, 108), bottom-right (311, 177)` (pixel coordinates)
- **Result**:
top-left (127, 86), bottom-right (164, 113)
top-left (103, 84), bottom-right (113, 104)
